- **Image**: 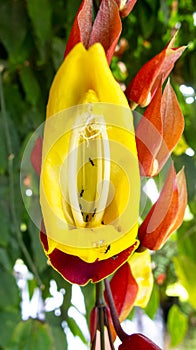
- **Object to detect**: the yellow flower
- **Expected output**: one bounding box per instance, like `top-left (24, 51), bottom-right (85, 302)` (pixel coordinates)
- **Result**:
top-left (40, 43), bottom-right (140, 263)
top-left (129, 250), bottom-right (153, 307)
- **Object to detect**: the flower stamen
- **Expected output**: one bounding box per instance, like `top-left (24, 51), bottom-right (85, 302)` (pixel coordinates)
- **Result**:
top-left (67, 110), bottom-right (110, 229)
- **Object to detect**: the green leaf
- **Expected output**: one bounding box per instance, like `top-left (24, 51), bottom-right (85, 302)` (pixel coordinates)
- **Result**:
top-left (82, 283), bottom-right (95, 322)
top-left (50, 326), bottom-right (68, 350)
top-left (8, 319), bottom-right (55, 350)
top-left (3, 84), bottom-right (26, 135)
top-left (26, 0), bottom-right (52, 44)
top-left (139, 3), bottom-right (156, 39)
top-left (0, 310), bottom-right (20, 348)
top-left (51, 37), bottom-right (65, 70)
top-left (173, 153), bottom-right (196, 201)
top-left (66, 317), bottom-right (88, 344)
top-left (28, 220), bottom-right (47, 274)
top-left (64, 0), bottom-right (82, 36)
top-left (0, 117), bottom-right (7, 173)
top-left (0, 248), bottom-right (12, 271)
top-left (167, 304), bottom-right (188, 347)
top-left (20, 66), bottom-right (41, 107)
top-left (173, 255), bottom-right (196, 310)
top-left (0, 0), bottom-right (28, 62)
top-left (0, 200), bottom-right (10, 247)
top-left (0, 184), bottom-right (10, 247)
top-left (0, 267), bottom-right (19, 309)
top-left (145, 283), bottom-right (160, 319)
top-left (177, 222), bottom-right (196, 265)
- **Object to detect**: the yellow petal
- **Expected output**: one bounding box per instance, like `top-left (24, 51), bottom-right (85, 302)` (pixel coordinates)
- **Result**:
top-left (129, 250), bottom-right (153, 307)
top-left (46, 43), bottom-right (129, 118)
top-left (40, 43), bottom-right (140, 263)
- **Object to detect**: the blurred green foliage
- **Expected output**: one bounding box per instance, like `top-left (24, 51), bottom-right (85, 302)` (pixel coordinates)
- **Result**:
top-left (0, 0), bottom-right (196, 349)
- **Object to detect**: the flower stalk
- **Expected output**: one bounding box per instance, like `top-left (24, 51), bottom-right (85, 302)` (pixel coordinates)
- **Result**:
top-left (96, 281), bottom-right (106, 350)
top-left (104, 278), bottom-right (127, 342)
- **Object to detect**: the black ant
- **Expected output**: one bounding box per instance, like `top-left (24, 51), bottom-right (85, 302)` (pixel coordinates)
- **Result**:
top-left (105, 245), bottom-right (111, 254)
top-left (92, 208), bottom-right (97, 217)
top-left (89, 157), bottom-right (95, 166)
top-left (79, 189), bottom-right (84, 197)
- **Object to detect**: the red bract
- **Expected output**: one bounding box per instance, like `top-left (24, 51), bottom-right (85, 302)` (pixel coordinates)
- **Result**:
top-left (30, 136), bottom-right (42, 176)
top-left (136, 80), bottom-right (184, 176)
top-left (40, 230), bottom-right (138, 285)
top-left (126, 32), bottom-right (186, 107)
top-left (64, 0), bottom-right (92, 56)
top-left (115, 0), bottom-right (138, 17)
top-left (104, 263), bottom-right (138, 340)
top-left (104, 263), bottom-right (138, 341)
top-left (65, 0), bottom-right (122, 64)
top-left (106, 263), bottom-right (138, 321)
top-left (90, 306), bottom-right (98, 343)
top-left (138, 164), bottom-right (187, 250)
top-left (118, 333), bottom-right (162, 349)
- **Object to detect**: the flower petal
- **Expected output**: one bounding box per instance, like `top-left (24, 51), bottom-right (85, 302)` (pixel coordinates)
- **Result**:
top-left (138, 164), bottom-right (187, 250)
top-left (136, 80), bottom-right (184, 176)
top-left (156, 80), bottom-right (184, 171)
top-left (40, 230), bottom-right (139, 285)
top-left (129, 250), bottom-right (153, 307)
top-left (41, 43), bottom-right (140, 263)
top-left (117, 0), bottom-right (138, 18)
top-left (64, 0), bottom-right (92, 57)
top-left (136, 81), bottom-right (163, 176)
top-left (47, 43), bottom-right (129, 117)
top-left (30, 136), bottom-right (42, 176)
top-left (126, 32), bottom-right (186, 107)
top-left (89, 0), bottom-right (122, 63)
top-left (90, 306), bottom-right (98, 343)
top-left (65, 0), bottom-right (122, 64)
top-left (118, 333), bottom-right (161, 349)
top-left (106, 262), bottom-right (138, 322)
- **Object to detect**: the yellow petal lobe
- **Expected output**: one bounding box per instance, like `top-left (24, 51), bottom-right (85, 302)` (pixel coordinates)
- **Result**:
top-left (40, 43), bottom-right (140, 263)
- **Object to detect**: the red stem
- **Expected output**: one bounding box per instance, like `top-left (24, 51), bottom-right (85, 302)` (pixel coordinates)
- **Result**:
top-left (104, 279), bottom-right (127, 342)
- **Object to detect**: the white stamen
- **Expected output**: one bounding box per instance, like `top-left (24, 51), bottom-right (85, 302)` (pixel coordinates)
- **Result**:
top-left (67, 122), bottom-right (86, 227)
top-left (67, 109), bottom-right (111, 228)
top-left (93, 115), bottom-right (110, 225)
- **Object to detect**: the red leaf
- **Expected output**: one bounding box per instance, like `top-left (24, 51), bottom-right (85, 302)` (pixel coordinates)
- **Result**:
top-left (171, 167), bottom-right (187, 232)
top-left (136, 80), bottom-right (184, 176)
top-left (126, 32), bottom-right (186, 107)
top-left (64, 0), bottom-right (92, 57)
top-left (90, 306), bottom-right (98, 342)
top-left (89, 0), bottom-right (122, 63)
top-left (136, 82), bottom-right (163, 176)
top-left (103, 263), bottom-right (138, 342)
top-left (65, 0), bottom-right (122, 63)
top-left (119, 0), bottom-right (138, 18)
top-left (119, 333), bottom-right (162, 350)
top-left (156, 80), bottom-right (184, 170)
top-left (30, 136), bottom-right (42, 175)
top-left (40, 230), bottom-right (138, 285)
top-left (138, 164), bottom-right (187, 250)
top-left (107, 262), bottom-right (138, 321)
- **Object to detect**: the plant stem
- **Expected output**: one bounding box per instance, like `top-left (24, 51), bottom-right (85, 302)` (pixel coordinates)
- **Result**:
top-left (0, 68), bottom-right (43, 289)
top-left (104, 311), bottom-right (116, 350)
top-left (104, 278), bottom-right (127, 342)
top-left (96, 281), bottom-right (106, 350)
